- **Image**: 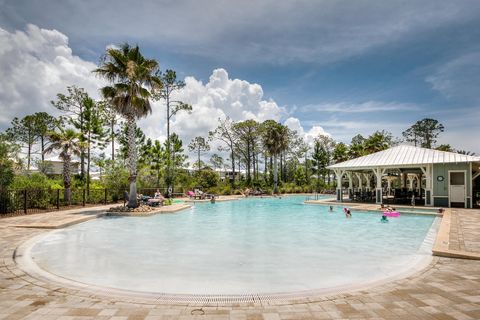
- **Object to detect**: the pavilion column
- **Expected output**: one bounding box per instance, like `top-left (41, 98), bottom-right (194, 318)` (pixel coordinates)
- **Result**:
top-left (346, 172), bottom-right (353, 199)
top-left (386, 177), bottom-right (393, 195)
top-left (421, 165), bottom-right (433, 206)
top-left (407, 174), bottom-right (414, 191)
top-left (355, 173), bottom-right (363, 191)
top-left (401, 173), bottom-right (407, 188)
top-left (373, 167), bottom-right (385, 204)
top-left (334, 169), bottom-right (344, 202)
top-left (363, 173), bottom-right (372, 191)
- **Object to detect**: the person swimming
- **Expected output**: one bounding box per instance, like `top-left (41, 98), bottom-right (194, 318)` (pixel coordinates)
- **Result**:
top-left (381, 214), bottom-right (389, 223)
top-left (329, 205), bottom-right (333, 212)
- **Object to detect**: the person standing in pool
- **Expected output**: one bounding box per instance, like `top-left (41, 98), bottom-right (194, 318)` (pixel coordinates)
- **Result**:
top-left (329, 205), bottom-right (333, 212)
top-left (381, 214), bottom-right (389, 223)
top-left (345, 209), bottom-right (352, 218)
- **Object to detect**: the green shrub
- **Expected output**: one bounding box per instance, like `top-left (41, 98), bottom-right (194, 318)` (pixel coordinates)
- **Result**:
top-left (193, 169), bottom-right (220, 189)
top-left (11, 173), bottom-right (56, 209)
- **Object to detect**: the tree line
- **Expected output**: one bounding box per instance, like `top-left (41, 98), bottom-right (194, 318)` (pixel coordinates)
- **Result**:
top-left (0, 44), bottom-right (473, 207)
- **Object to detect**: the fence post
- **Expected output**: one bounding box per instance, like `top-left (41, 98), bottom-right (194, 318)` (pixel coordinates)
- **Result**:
top-left (56, 189), bottom-right (60, 209)
top-left (23, 189), bottom-right (27, 214)
top-left (82, 189), bottom-right (86, 207)
top-left (104, 189), bottom-right (107, 205)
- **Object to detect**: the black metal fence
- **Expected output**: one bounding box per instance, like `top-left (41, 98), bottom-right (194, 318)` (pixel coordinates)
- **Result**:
top-left (0, 187), bottom-right (186, 216)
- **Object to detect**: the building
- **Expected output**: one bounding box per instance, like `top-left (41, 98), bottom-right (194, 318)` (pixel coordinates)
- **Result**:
top-left (34, 156), bottom-right (80, 176)
top-left (327, 145), bottom-right (480, 208)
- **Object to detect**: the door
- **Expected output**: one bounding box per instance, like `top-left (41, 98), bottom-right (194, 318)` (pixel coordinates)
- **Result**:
top-left (449, 171), bottom-right (466, 206)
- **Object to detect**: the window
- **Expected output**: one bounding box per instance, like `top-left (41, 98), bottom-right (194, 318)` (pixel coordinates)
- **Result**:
top-left (450, 172), bottom-right (465, 185)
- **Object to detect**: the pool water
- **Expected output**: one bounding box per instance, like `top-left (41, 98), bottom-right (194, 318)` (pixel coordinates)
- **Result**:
top-left (30, 196), bottom-right (436, 295)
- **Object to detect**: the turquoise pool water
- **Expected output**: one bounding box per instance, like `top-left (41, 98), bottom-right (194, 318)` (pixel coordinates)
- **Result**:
top-left (30, 196), bottom-right (436, 295)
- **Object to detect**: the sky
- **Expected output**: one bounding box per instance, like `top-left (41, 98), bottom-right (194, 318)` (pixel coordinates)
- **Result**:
top-left (0, 0), bottom-right (479, 156)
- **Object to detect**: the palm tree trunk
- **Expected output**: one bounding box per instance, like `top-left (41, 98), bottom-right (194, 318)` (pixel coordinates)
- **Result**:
top-left (111, 119), bottom-right (115, 162)
top-left (273, 154), bottom-right (278, 194)
top-left (63, 157), bottom-right (71, 204)
top-left (127, 114), bottom-right (138, 208)
top-left (87, 132), bottom-right (91, 197)
top-left (304, 153), bottom-right (308, 183)
top-left (197, 149), bottom-right (201, 171)
top-left (80, 109), bottom-right (85, 182)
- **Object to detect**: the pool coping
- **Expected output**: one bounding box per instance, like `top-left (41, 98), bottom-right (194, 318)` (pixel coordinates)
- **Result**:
top-left (13, 205), bottom-right (440, 305)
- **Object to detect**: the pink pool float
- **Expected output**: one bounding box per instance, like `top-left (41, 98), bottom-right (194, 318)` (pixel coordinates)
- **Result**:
top-left (383, 211), bottom-right (400, 217)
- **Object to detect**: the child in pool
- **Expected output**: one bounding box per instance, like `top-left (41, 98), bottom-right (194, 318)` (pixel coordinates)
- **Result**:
top-left (329, 205), bottom-right (333, 212)
top-left (381, 214), bottom-right (389, 223)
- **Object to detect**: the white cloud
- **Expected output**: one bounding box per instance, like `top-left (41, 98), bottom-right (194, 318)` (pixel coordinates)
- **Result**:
top-left (284, 117), bottom-right (329, 147)
top-left (139, 68), bottom-right (334, 159)
top-left (0, 24), bottom-right (103, 127)
top-left (138, 68), bottom-right (287, 148)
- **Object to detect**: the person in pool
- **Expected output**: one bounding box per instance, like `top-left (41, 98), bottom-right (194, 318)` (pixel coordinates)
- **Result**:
top-left (329, 205), bottom-right (333, 212)
top-left (344, 208), bottom-right (352, 218)
top-left (381, 214), bottom-right (389, 223)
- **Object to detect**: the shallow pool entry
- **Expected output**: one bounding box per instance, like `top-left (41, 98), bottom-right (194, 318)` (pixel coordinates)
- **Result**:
top-left (30, 196), bottom-right (436, 295)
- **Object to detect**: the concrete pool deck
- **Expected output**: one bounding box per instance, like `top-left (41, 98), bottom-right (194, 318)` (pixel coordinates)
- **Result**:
top-left (1, 204), bottom-right (480, 319)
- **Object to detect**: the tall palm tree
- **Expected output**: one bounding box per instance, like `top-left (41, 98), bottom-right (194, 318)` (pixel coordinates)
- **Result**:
top-left (45, 129), bottom-right (83, 203)
top-left (262, 120), bottom-right (289, 194)
top-left (94, 43), bottom-right (162, 207)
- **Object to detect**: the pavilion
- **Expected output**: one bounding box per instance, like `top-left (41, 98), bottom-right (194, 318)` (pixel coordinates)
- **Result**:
top-left (327, 145), bottom-right (480, 208)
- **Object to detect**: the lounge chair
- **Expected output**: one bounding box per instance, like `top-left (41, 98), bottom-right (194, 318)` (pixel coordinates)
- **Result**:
top-left (147, 198), bottom-right (164, 207)
top-left (195, 189), bottom-right (206, 200)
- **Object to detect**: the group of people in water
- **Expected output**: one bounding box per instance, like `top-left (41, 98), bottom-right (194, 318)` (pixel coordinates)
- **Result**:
top-left (327, 205), bottom-right (396, 222)
top-left (328, 205), bottom-right (352, 218)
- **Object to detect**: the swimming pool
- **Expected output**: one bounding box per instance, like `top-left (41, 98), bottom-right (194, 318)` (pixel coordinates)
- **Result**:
top-left (28, 196), bottom-right (437, 296)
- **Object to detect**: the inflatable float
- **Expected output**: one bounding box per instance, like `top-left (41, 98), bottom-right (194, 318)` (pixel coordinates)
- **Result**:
top-left (383, 211), bottom-right (400, 217)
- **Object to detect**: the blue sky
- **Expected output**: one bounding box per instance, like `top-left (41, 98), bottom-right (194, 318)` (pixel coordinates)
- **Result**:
top-left (0, 0), bottom-right (479, 153)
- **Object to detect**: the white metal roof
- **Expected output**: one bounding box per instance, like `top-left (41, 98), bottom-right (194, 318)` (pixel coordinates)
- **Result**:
top-left (327, 145), bottom-right (480, 170)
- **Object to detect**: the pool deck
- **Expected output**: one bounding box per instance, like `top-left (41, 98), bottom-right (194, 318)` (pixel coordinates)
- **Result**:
top-left (182, 195), bottom-right (244, 203)
top-left (1, 203), bottom-right (480, 319)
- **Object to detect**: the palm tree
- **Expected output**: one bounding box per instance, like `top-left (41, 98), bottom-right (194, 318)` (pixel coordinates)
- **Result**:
top-left (262, 120), bottom-right (289, 194)
top-left (45, 129), bottom-right (83, 203)
top-left (94, 43), bottom-right (162, 207)
top-left (363, 131), bottom-right (392, 154)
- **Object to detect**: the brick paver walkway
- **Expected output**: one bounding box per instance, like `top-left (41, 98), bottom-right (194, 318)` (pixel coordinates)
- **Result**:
top-left (453, 209), bottom-right (480, 253)
top-left (1, 207), bottom-right (480, 319)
